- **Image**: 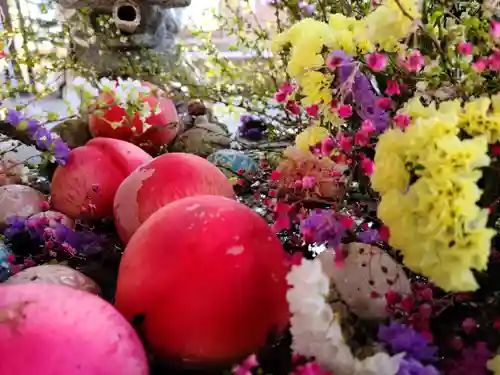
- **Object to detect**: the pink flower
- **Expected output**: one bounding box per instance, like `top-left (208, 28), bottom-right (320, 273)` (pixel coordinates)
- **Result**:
top-left (492, 20), bottom-right (500, 38)
top-left (361, 119), bottom-right (376, 133)
top-left (393, 113), bottom-right (411, 128)
top-left (301, 175), bottom-right (316, 189)
top-left (365, 52), bottom-right (388, 72)
top-left (274, 91), bottom-right (287, 103)
top-left (320, 137), bottom-right (335, 156)
top-left (461, 317), bottom-right (477, 334)
top-left (305, 104), bottom-right (319, 117)
top-left (360, 154), bottom-right (375, 176)
top-left (489, 52), bottom-right (500, 71)
top-left (279, 82), bottom-right (295, 96)
top-left (377, 97), bottom-right (393, 110)
top-left (338, 133), bottom-right (352, 152)
top-left (457, 42), bottom-right (473, 56)
top-left (472, 57), bottom-right (489, 72)
top-left (338, 104), bottom-right (353, 118)
top-left (385, 80), bottom-right (401, 95)
top-left (354, 131), bottom-right (370, 146)
top-left (285, 100), bottom-right (301, 115)
top-left (404, 50), bottom-right (425, 72)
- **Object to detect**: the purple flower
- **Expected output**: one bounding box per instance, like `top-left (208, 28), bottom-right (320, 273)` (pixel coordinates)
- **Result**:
top-left (51, 138), bottom-right (71, 165)
top-left (300, 209), bottom-right (346, 249)
top-left (298, 1), bottom-right (315, 14)
top-left (34, 127), bottom-right (53, 149)
top-left (6, 109), bottom-right (22, 126)
top-left (357, 229), bottom-right (380, 244)
top-left (397, 357), bottom-right (440, 375)
top-left (330, 50), bottom-right (390, 131)
top-left (378, 321), bottom-right (438, 362)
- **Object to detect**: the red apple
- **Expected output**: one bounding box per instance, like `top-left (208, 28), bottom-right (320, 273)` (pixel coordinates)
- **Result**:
top-left (51, 138), bottom-right (152, 220)
top-left (88, 82), bottom-right (179, 154)
top-left (113, 152), bottom-right (234, 244)
top-left (0, 283), bottom-right (148, 375)
top-left (115, 195), bottom-right (289, 367)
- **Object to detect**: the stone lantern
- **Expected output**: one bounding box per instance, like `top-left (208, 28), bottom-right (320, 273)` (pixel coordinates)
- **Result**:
top-left (57, 0), bottom-right (192, 83)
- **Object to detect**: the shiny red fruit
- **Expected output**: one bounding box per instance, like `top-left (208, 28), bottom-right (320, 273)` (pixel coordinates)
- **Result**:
top-left (113, 152), bottom-right (234, 244)
top-left (51, 138), bottom-right (152, 219)
top-left (115, 195), bottom-right (289, 367)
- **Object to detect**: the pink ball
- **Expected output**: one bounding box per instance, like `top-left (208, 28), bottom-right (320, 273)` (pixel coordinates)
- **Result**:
top-left (115, 195), bottom-right (289, 367)
top-left (0, 283), bottom-right (148, 375)
top-left (113, 152), bottom-right (234, 244)
top-left (51, 138), bottom-right (153, 219)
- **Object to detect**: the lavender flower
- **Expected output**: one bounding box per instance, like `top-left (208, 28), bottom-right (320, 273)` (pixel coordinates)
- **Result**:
top-left (329, 50), bottom-right (390, 131)
top-left (5, 109), bottom-right (70, 165)
top-left (298, 1), bottom-right (315, 15)
top-left (397, 357), bottom-right (440, 375)
top-left (300, 209), bottom-right (346, 249)
top-left (357, 228), bottom-right (380, 244)
top-left (378, 321), bottom-right (438, 362)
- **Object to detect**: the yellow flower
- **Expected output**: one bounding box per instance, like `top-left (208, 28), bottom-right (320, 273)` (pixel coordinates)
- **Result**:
top-left (371, 128), bottom-right (410, 194)
top-left (487, 355), bottom-right (500, 375)
top-left (295, 126), bottom-right (330, 152)
top-left (299, 71), bottom-right (333, 106)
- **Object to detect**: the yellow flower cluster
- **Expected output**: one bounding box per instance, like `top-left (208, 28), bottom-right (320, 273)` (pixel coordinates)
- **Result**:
top-left (372, 96), bottom-right (498, 292)
top-left (272, 0), bottom-right (420, 118)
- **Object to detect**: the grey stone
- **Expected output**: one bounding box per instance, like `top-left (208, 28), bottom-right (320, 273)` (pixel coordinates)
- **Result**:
top-left (171, 116), bottom-right (231, 157)
top-left (58, 0), bottom-right (191, 78)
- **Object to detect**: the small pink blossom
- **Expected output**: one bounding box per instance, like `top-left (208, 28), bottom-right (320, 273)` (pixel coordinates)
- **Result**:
top-left (385, 80), bottom-right (401, 95)
top-left (365, 52), bottom-right (388, 72)
top-left (285, 100), bottom-right (301, 115)
top-left (279, 82), bottom-right (295, 96)
top-left (472, 57), bottom-right (489, 72)
top-left (274, 91), bottom-right (287, 103)
top-left (461, 317), bottom-right (477, 334)
top-left (489, 52), bottom-right (500, 71)
top-left (338, 134), bottom-right (352, 152)
top-left (491, 20), bottom-right (500, 38)
top-left (377, 97), bottom-right (393, 110)
top-left (393, 113), bottom-right (411, 128)
top-left (305, 104), bottom-right (319, 117)
top-left (320, 137), bottom-right (335, 156)
top-left (354, 131), bottom-right (370, 146)
top-left (301, 175), bottom-right (316, 189)
top-left (457, 42), bottom-right (473, 56)
top-left (361, 119), bottom-right (376, 133)
top-left (338, 104), bottom-right (353, 118)
top-left (360, 154), bottom-right (375, 176)
top-left (404, 50), bottom-right (425, 72)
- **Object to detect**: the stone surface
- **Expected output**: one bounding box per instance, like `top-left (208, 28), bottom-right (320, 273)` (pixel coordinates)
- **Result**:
top-left (0, 185), bottom-right (46, 228)
top-left (58, 0), bottom-right (191, 78)
top-left (4, 264), bottom-right (101, 295)
top-left (28, 210), bottom-right (75, 229)
top-left (171, 115), bottom-right (231, 157)
top-left (0, 241), bottom-right (12, 282)
top-left (318, 243), bottom-right (411, 320)
top-left (207, 149), bottom-right (259, 178)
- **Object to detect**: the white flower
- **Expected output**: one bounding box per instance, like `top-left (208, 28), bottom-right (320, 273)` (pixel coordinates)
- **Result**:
top-left (138, 102), bottom-right (152, 122)
top-left (286, 258), bottom-right (403, 375)
top-left (99, 77), bottom-right (116, 92)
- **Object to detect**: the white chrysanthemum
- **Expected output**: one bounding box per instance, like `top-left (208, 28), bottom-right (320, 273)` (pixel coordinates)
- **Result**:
top-left (286, 258), bottom-right (403, 375)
